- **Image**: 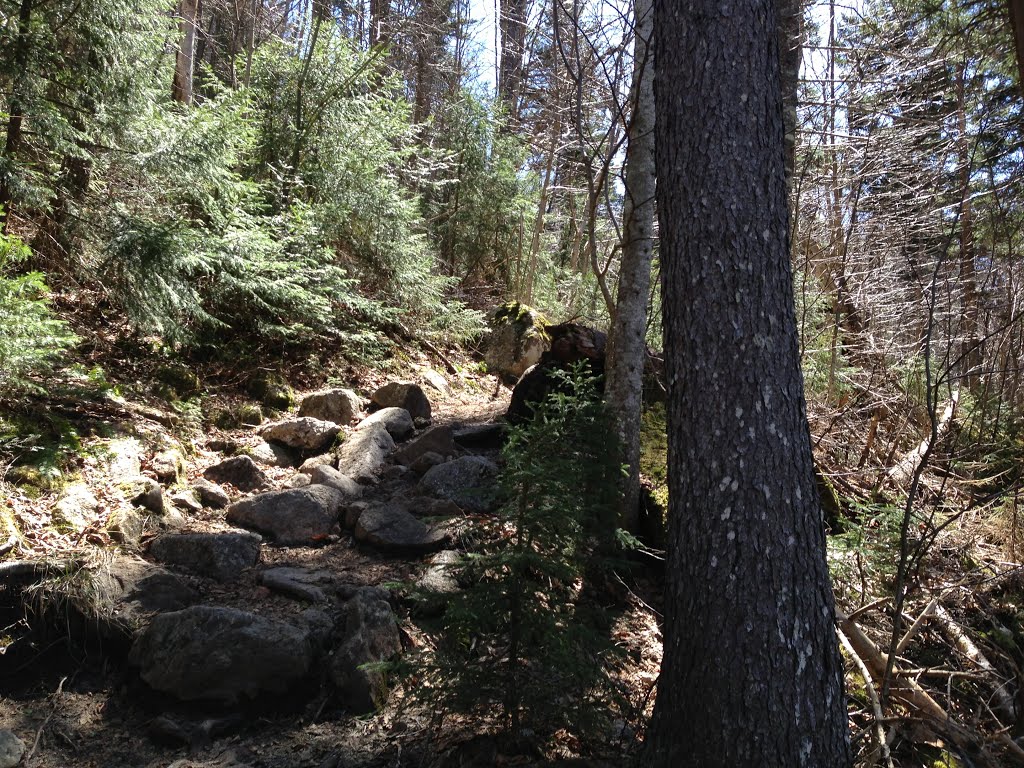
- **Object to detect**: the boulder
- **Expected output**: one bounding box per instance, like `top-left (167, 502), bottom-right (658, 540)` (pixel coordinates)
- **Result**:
top-left (298, 454), bottom-right (335, 475)
top-left (452, 422), bottom-right (507, 450)
top-left (123, 476), bottom-right (165, 515)
top-left (258, 417), bottom-right (341, 453)
top-left (298, 388), bottom-right (361, 425)
top-left (170, 490), bottom-right (203, 514)
top-left (354, 504), bottom-right (447, 553)
top-left (284, 473), bottom-right (312, 489)
top-left (149, 531), bottom-right (262, 581)
top-left (0, 730), bottom-right (25, 768)
top-left (193, 479), bottom-right (231, 508)
top-left (152, 448), bottom-right (186, 483)
top-left (83, 557), bottom-right (199, 640)
top-left (335, 423), bottom-right (395, 483)
top-left (355, 407), bottom-right (414, 440)
top-left (247, 374), bottom-right (295, 411)
top-left (244, 441), bottom-right (299, 468)
top-left (370, 382), bottom-right (431, 422)
top-left (309, 465), bottom-right (363, 499)
top-left (226, 486), bottom-right (344, 546)
top-left (258, 567), bottom-right (328, 603)
top-left (420, 368), bottom-right (450, 396)
top-left (129, 606), bottom-right (313, 703)
top-left (330, 588), bottom-right (402, 713)
top-left (409, 451), bottom-right (445, 476)
top-left (418, 456), bottom-right (499, 513)
top-left (483, 302), bottom-right (549, 384)
top-left (203, 456), bottom-right (269, 493)
top-left (101, 436), bottom-right (143, 478)
top-left (53, 482), bottom-right (100, 532)
top-left (393, 426), bottom-right (455, 466)
top-left (415, 550), bottom-right (462, 615)
top-left (106, 507), bottom-right (147, 549)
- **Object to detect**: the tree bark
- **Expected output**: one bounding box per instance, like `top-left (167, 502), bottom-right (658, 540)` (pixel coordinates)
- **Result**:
top-left (776, 0), bottom-right (801, 188)
top-left (604, 0), bottom-right (655, 532)
top-left (1008, 0), bottom-right (1024, 97)
top-left (642, 0), bottom-right (850, 762)
top-left (0, 0), bottom-right (35, 232)
top-left (172, 0), bottom-right (200, 104)
top-left (498, 0), bottom-right (529, 121)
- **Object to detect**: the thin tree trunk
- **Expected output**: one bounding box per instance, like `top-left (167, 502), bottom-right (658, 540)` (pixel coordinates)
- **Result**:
top-left (498, 0), bottom-right (529, 121)
top-left (172, 0), bottom-right (200, 104)
top-left (0, 0), bottom-right (35, 232)
top-left (604, 0), bottom-right (655, 531)
top-left (642, 0), bottom-right (850, 760)
top-left (1008, 0), bottom-right (1024, 96)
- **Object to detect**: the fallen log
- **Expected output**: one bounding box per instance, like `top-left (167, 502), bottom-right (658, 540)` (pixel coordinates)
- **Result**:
top-left (881, 391), bottom-right (960, 490)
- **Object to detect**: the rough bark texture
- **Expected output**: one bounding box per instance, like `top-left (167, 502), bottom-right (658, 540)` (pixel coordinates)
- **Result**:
top-left (0, 0), bottom-right (34, 231)
top-left (776, 0), bottom-right (802, 186)
top-left (604, 0), bottom-right (655, 531)
top-left (172, 0), bottom-right (200, 104)
top-left (1009, 0), bottom-right (1024, 97)
top-left (498, 0), bottom-right (529, 121)
top-left (642, 0), bottom-right (851, 763)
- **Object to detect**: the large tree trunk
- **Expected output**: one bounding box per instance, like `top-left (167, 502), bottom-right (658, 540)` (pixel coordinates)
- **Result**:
top-left (642, 0), bottom-right (850, 762)
top-left (498, 0), bottom-right (529, 121)
top-left (776, 0), bottom-right (802, 188)
top-left (1008, 0), bottom-right (1024, 96)
top-left (604, 0), bottom-right (655, 531)
top-left (172, 0), bottom-right (200, 104)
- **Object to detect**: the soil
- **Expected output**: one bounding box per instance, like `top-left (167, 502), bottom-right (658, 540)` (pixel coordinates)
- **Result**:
top-left (0, 362), bottom-right (662, 768)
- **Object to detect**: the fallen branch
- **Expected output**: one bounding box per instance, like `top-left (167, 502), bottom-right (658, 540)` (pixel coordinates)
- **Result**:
top-left (881, 391), bottom-right (960, 490)
top-left (838, 626), bottom-right (894, 768)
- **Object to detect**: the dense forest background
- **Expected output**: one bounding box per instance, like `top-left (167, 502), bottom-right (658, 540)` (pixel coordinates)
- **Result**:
top-left (3, 0), bottom-right (1024, 765)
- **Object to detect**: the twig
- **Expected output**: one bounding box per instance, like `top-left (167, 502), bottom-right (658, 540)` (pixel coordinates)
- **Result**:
top-left (25, 675), bottom-right (68, 765)
top-left (895, 597), bottom-right (939, 656)
top-left (838, 626), bottom-right (894, 768)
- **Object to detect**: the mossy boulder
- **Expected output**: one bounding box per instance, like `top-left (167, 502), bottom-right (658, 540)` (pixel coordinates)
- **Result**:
top-left (155, 364), bottom-right (201, 401)
top-left (247, 374), bottom-right (295, 412)
top-left (484, 302), bottom-right (550, 385)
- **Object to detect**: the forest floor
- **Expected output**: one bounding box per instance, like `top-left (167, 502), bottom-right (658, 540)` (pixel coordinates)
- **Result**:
top-left (0, 340), bottom-right (663, 768)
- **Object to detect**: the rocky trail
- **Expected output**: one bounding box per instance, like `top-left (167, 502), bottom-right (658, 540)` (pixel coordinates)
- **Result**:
top-left (0, 373), bottom-right (570, 768)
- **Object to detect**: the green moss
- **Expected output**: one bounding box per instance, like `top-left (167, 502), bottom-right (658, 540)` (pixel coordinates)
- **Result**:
top-left (639, 402), bottom-right (668, 507)
top-left (247, 374), bottom-right (295, 412)
top-left (155, 363), bottom-right (201, 400)
top-left (493, 302), bottom-right (548, 337)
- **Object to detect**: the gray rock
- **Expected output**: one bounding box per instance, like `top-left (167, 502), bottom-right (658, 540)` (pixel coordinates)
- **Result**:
top-left (370, 382), bottom-right (432, 422)
top-left (417, 456), bottom-right (499, 513)
top-left (123, 476), bottom-right (165, 515)
top-left (86, 557), bottom-right (199, 639)
top-left (129, 606), bottom-right (313, 703)
top-left (355, 407), bottom-right (414, 440)
top-left (53, 482), bottom-right (100, 531)
top-left (420, 368), bottom-right (450, 395)
top-left (258, 417), bottom-right (341, 453)
top-left (484, 303), bottom-right (549, 384)
top-left (149, 531), bottom-right (262, 581)
top-left (193, 479), bottom-right (231, 508)
top-left (354, 504), bottom-right (446, 553)
top-left (244, 441), bottom-right (299, 468)
top-left (299, 388), bottom-right (361, 425)
top-left (330, 589), bottom-right (402, 713)
top-left (452, 422), bottom-right (507, 450)
top-left (342, 501), bottom-right (370, 529)
top-left (101, 436), bottom-right (144, 478)
top-left (298, 454), bottom-right (335, 475)
top-left (170, 490), bottom-right (203, 513)
top-left (417, 550), bottom-right (461, 595)
top-left (335, 423), bottom-right (395, 483)
top-left (258, 568), bottom-right (328, 603)
top-left (106, 507), bottom-right (147, 549)
top-left (409, 451), bottom-right (445, 475)
top-left (226, 486), bottom-right (344, 546)
top-left (0, 730), bottom-right (25, 768)
top-left (309, 465), bottom-right (363, 499)
top-left (203, 456), bottom-right (269, 493)
top-left (285, 473), bottom-right (312, 489)
top-left (406, 496), bottom-right (464, 517)
top-left (152, 448), bottom-right (187, 483)
top-left (393, 426), bottom-right (455, 466)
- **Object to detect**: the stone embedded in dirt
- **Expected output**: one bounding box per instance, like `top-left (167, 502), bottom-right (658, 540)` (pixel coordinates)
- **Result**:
top-left (393, 425), bottom-right (456, 466)
top-left (244, 440), bottom-right (299, 468)
top-left (309, 465), bottom-right (362, 498)
top-left (298, 453), bottom-right (335, 475)
top-left (370, 381), bottom-right (432, 422)
top-left (354, 503), bottom-right (447, 553)
top-left (417, 456), bottom-right (499, 513)
top-left (420, 368), bottom-right (450, 396)
top-left (258, 567), bottom-right (328, 603)
top-left (106, 507), bottom-right (147, 549)
top-left (0, 729), bottom-right (25, 768)
top-left (355, 407), bottom-right (414, 440)
top-left (409, 451), bottom-right (445, 476)
top-left (330, 588), bottom-right (402, 713)
top-left (193, 478), bottom-right (231, 508)
top-left (123, 476), bottom-right (165, 515)
top-left (152, 448), bottom-right (186, 483)
top-left (170, 490), bottom-right (203, 514)
top-left (335, 423), bottom-right (396, 483)
top-left (149, 531), bottom-right (262, 581)
top-left (416, 550), bottom-right (461, 615)
top-left (52, 482), bottom-right (100, 532)
top-left (203, 455), bottom-right (269, 493)
top-left (85, 557), bottom-right (199, 640)
top-left (258, 417), bottom-right (341, 453)
top-left (298, 387), bottom-right (361, 425)
top-left (284, 473), bottom-right (312, 489)
top-left (226, 485), bottom-right (344, 546)
top-left (129, 605), bottom-right (313, 704)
